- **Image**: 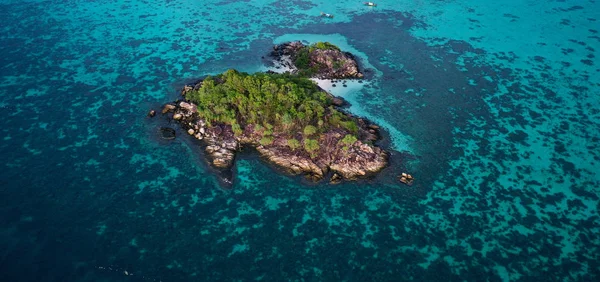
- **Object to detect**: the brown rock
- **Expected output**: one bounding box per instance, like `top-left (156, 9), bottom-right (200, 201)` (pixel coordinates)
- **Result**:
top-left (256, 146), bottom-right (325, 180)
top-left (213, 158), bottom-right (229, 168)
top-left (330, 143), bottom-right (387, 180)
top-left (179, 101), bottom-right (196, 112)
top-left (162, 104), bottom-right (176, 114)
top-left (330, 172), bottom-right (342, 184)
top-left (206, 145), bottom-right (219, 154)
top-left (399, 173), bottom-right (414, 185)
top-left (207, 146), bottom-right (236, 169)
top-left (331, 97), bottom-right (346, 106)
top-left (181, 85), bottom-right (193, 96)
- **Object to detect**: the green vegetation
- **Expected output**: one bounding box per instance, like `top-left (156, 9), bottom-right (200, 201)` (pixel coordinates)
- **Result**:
top-left (303, 125), bottom-right (317, 137)
top-left (310, 42), bottom-right (341, 52)
top-left (332, 60), bottom-right (344, 70)
top-left (185, 69), bottom-right (362, 155)
top-left (231, 122), bottom-right (242, 136)
top-left (340, 134), bottom-right (357, 146)
top-left (187, 69), bottom-right (328, 129)
top-left (328, 108), bottom-right (359, 134)
top-left (287, 139), bottom-right (301, 150)
top-left (260, 136), bottom-right (274, 146)
top-left (303, 138), bottom-right (320, 157)
top-left (339, 134), bottom-right (358, 151)
top-left (294, 48), bottom-right (311, 70)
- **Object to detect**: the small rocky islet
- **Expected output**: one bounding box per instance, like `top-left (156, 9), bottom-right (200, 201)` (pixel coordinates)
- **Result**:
top-left (154, 41), bottom-right (390, 185)
top-left (270, 41), bottom-right (363, 79)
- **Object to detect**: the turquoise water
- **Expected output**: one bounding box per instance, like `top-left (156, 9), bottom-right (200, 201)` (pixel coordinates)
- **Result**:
top-left (1, 0), bottom-right (598, 281)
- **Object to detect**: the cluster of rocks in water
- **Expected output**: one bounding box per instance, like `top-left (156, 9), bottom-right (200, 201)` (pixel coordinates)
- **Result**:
top-left (398, 172), bottom-right (414, 186)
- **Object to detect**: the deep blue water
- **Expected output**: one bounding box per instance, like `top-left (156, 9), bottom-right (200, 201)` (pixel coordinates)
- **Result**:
top-left (1, 0), bottom-right (599, 281)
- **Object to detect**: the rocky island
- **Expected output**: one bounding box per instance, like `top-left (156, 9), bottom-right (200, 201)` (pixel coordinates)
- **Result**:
top-left (270, 41), bottom-right (364, 79)
top-left (158, 42), bottom-right (388, 185)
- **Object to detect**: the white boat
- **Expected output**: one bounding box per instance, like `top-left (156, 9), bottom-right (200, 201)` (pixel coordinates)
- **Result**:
top-left (320, 12), bottom-right (334, 18)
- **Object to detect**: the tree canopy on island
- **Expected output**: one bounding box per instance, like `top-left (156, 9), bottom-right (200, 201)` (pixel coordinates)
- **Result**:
top-left (185, 69), bottom-right (359, 142)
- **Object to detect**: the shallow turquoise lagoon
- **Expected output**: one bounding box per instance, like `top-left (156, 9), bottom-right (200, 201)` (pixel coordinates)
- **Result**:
top-left (0, 0), bottom-right (598, 281)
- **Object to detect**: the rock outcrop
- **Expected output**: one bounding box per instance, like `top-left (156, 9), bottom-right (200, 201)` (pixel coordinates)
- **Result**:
top-left (270, 41), bottom-right (364, 79)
